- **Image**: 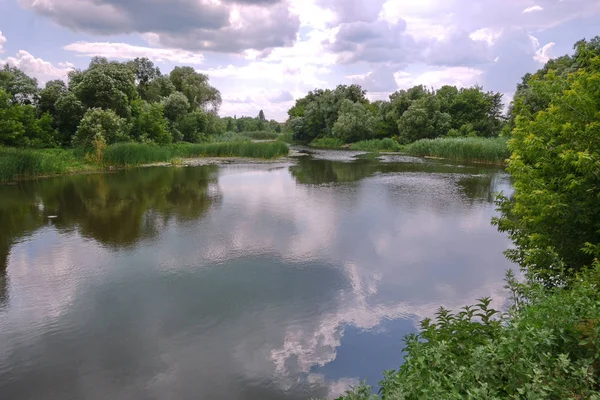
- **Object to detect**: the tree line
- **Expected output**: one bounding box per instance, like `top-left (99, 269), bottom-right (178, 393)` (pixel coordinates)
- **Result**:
top-left (286, 82), bottom-right (504, 145)
top-left (0, 57), bottom-right (280, 150)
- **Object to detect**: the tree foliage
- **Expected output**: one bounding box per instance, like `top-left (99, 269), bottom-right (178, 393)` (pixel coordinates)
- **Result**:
top-left (495, 53), bottom-right (600, 281)
top-left (287, 83), bottom-right (504, 145)
top-left (0, 57), bottom-right (224, 150)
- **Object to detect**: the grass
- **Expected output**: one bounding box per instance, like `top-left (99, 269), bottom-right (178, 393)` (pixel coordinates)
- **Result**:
top-left (309, 137), bottom-right (345, 149)
top-left (1, 141), bottom-right (289, 182)
top-left (0, 147), bottom-right (91, 183)
top-left (405, 137), bottom-right (510, 164)
top-left (349, 138), bottom-right (403, 152)
top-left (103, 142), bottom-right (289, 166)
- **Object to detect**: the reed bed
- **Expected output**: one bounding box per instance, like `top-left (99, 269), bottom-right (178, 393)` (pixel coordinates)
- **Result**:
top-left (0, 147), bottom-right (87, 183)
top-left (103, 142), bottom-right (289, 166)
top-left (405, 137), bottom-right (509, 164)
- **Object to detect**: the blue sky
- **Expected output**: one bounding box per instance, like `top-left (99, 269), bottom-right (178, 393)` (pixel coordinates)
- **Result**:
top-left (1, 0), bottom-right (599, 121)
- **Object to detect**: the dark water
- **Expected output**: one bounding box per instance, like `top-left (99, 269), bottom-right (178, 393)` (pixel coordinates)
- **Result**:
top-left (0, 152), bottom-right (514, 400)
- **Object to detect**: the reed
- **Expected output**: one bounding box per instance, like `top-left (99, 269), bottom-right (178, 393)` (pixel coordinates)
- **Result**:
top-left (406, 137), bottom-right (509, 164)
top-left (103, 142), bottom-right (289, 166)
top-left (0, 147), bottom-right (87, 183)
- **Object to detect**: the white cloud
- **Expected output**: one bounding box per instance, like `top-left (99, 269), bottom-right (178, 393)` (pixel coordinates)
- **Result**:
top-left (470, 28), bottom-right (502, 47)
top-left (523, 5), bottom-right (543, 13)
top-left (534, 42), bottom-right (556, 63)
top-left (64, 41), bottom-right (205, 64)
top-left (394, 67), bottom-right (484, 89)
top-left (0, 31), bottom-right (6, 53)
top-left (2, 50), bottom-right (74, 84)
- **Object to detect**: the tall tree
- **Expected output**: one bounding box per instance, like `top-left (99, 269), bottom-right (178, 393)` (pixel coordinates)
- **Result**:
top-left (0, 64), bottom-right (39, 105)
top-left (169, 66), bottom-right (222, 112)
top-left (495, 53), bottom-right (600, 281)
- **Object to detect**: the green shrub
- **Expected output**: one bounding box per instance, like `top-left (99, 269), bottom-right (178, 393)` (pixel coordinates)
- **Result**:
top-left (406, 137), bottom-right (509, 163)
top-left (340, 265), bottom-right (600, 399)
top-left (309, 137), bottom-right (345, 149)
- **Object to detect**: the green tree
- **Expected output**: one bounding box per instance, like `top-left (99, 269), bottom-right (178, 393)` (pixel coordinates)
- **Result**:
top-left (130, 100), bottom-right (172, 144)
top-left (127, 57), bottom-right (162, 101)
top-left (446, 86), bottom-right (503, 137)
top-left (71, 60), bottom-right (138, 117)
top-left (37, 80), bottom-right (67, 117)
top-left (73, 108), bottom-right (128, 148)
top-left (175, 110), bottom-right (209, 143)
top-left (397, 96), bottom-right (451, 143)
top-left (0, 64), bottom-right (39, 105)
top-left (494, 56), bottom-right (600, 280)
top-left (258, 109), bottom-right (266, 122)
top-left (144, 75), bottom-right (176, 103)
top-left (332, 99), bottom-right (376, 142)
top-left (0, 89), bottom-right (57, 147)
top-left (54, 93), bottom-right (85, 146)
top-left (169, 66), bottom-right (222, 112)
top-left (225, 117), bottom-right (235, 132)
top-left (162, 92), bottom-right (190, 122)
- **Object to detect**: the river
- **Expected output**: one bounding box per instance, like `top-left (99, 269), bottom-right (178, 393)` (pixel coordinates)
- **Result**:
top-left (0, 150), bottom-right (514, 399)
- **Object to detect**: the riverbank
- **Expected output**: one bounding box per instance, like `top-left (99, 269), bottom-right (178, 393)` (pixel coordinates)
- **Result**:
top-left (0, 142), bottom-right (290, 183)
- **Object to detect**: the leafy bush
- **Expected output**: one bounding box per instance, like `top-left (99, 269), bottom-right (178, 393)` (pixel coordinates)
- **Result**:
top-left (340, 266), bottom-right (600, 399)
top-left (73, 108), bottom-right (128, 149)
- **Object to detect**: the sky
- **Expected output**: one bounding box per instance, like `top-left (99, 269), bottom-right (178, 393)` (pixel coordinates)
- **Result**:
top-left (0, 0), bottom-right (599, 121)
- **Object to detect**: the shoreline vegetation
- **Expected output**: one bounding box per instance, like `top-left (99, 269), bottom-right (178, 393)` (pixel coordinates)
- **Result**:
top-left (0, 141), bottom-right (290, 183)
top-left (307, 136), bottom-right (509, 165)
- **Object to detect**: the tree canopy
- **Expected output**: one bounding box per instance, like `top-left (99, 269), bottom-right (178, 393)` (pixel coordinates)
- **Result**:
top-left (287, 83), bottom-right (505, 145)
top-left (0, 57), bottom-right (223, 149)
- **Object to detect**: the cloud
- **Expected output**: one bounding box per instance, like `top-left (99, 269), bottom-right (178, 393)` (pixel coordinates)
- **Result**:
top-left (19, 0), bottom-right (300, 53)
top-left (268, 90), bottom-right (294, 103)
top-left (326, 20), bottom-right (416, 64)
top-left (64, 41), bottom-right (205, 64)
top-left (346, 66), bottom-right (399, 92)
top-left (394, 67), bottom-right (484, 90)
top-left (2, 50), bottom-right (74, 84)
top-left (316, 0), bottom-right (387, 24)
top-left (0, 31), bottom-right (6, 53)
top-left (523, 5), bottom-right (543, 13)
top-left (534, 42), bottom-right (556, 64)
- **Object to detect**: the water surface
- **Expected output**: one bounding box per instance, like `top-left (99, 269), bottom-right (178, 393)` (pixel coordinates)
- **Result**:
top-left (0, 153), bottom-right (513, 399)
